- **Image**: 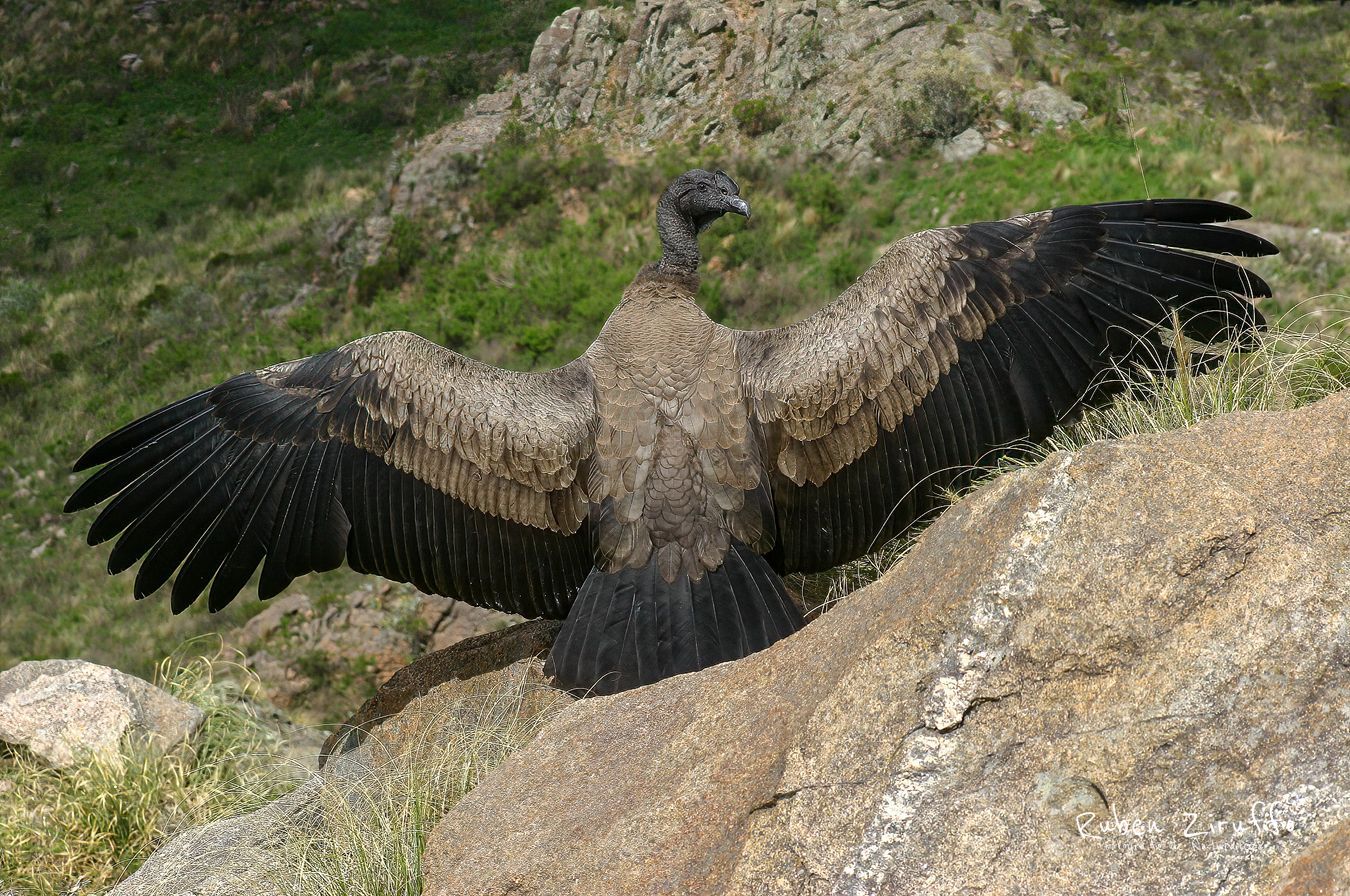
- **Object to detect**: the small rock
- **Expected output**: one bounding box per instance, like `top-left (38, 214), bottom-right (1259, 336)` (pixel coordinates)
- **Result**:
top-left (939, 127), bottom-right (986, 163)
top-left (1016, 81), bottom-right (1087, 127)
top-left (133, 0), bottom-right (165, 21)
top-left (0, 660), bottom-right (204, 768)
top-left (261, 284), bottom-right (319, 324)
top-left (1003, 0), bottom-right (1046, 20)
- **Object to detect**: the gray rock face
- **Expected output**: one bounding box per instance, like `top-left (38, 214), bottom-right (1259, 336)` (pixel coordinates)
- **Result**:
top-left (392, 0), bottom-right (1036, 215)
top-left (390, 91), bottom-right (514, 221)
top-left (0, 659), bottom-right (204, 768)
top-left (419, 392), bottom-right (1350, 895)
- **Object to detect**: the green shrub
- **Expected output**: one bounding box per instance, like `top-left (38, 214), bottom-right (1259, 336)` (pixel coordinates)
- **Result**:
top-left (1312, 80), bottom-right (1350, 136)
top-left (31, 224), bottom-right (54, 254)
top-left (798, 25), bottom-right (825, 55)
top-left (879, 69), bottom-right (981, 156)
top-left (560, 140), bottom-right (610, 192)
top-left (354, 254), bottom-right (402, 304)
top-left (344, 96), bottom-right (411, 134)
top-left (433, 56), bottom-right (479, 101)
top-left (732, 97), bottom-right (785, 137)
top-left (355, 216), bottom-right (425, 303)
top-left (786, 167), bottom-right (850, 229)
top-left (515, 321), bottom-right (562, 360)
top-left (1064, 69), bottom-right (1123, 122)
top-left (1008, 27), bottom-right (1047, 79)
top-left (471, 128), bottom-right (609, 227)
top-left (474, 129), bottom-right (555, 224)
top-left (0, 371), bottom-right (27, 400)
top-left (823, 244), bottom-right (869, 290)
top-left (4, 148), bottom-right (49, 187)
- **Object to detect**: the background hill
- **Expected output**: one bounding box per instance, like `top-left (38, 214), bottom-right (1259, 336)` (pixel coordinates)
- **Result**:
top-left (1, 0), bottom-right (1346, 697)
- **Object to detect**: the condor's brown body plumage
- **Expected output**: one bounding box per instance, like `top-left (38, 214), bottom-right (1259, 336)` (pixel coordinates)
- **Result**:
top-left (67, 169), bottom-right (1276, 696)
top-left (588, 266), bottom-right (772, 583)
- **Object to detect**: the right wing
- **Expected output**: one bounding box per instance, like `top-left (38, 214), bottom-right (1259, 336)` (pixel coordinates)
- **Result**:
top-left (735, 201), bottom-right (1275, 573)
top-left (66, 331), bottom-right (598, 618)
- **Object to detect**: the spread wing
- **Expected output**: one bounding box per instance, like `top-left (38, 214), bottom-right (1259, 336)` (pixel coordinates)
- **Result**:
top-left (66, 331), bottom-right (597, 618)
top-left (734, 200), bottom-right (1276, 573)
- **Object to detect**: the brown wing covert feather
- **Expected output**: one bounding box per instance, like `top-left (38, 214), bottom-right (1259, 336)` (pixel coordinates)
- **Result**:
top-left (256, 331), bottom-right (593, 532)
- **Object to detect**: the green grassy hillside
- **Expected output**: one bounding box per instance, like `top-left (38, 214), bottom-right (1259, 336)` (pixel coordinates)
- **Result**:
top-left (1, 0), bottom-right (1346, 682)
top-left (0, 0), bottom-right (570, 263)
top-left (0, 0), bottom-right (572, 672)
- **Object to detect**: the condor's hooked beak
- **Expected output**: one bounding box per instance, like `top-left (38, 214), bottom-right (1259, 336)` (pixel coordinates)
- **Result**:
top-left (727, 197), bottom-right (751, 219)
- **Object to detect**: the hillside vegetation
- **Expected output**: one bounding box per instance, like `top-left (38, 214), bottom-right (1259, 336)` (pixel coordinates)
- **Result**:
top-left (1, 0), bottom-right (1347, 685)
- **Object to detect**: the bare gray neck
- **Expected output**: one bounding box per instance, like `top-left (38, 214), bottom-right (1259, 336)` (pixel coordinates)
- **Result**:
top-left (656, 192), bottom-right (699, 274)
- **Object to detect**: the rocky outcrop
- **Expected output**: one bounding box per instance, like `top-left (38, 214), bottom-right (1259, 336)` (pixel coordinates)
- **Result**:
top-left (0, 659), bottom-right (203, 768)
top-left (230, 584), bottom-right (517, 720)
top-left (391, 0), bottom-right (1057, 216)
top-left (420, 391), bottom-right (1350, 895)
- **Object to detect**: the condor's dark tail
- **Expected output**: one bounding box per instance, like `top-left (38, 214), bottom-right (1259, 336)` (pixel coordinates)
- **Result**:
top-left (546, 541), bottom-right (804, 696)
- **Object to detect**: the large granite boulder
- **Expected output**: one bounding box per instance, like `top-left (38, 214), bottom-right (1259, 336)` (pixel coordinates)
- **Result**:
top-left (420, 391), bottom-right (1350, 895)
top-left (0, 659), bottom-right (204, 768)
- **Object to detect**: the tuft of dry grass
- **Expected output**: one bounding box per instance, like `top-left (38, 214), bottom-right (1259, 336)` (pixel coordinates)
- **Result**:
top-left (0, 641), bottom-right (303, 895)
top-left (1039, 310), bottom-right (1350, 452)
top-left (268, 668), bottom-right (561, 896)
top-left (0, 651), bottom-right (560, 896)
